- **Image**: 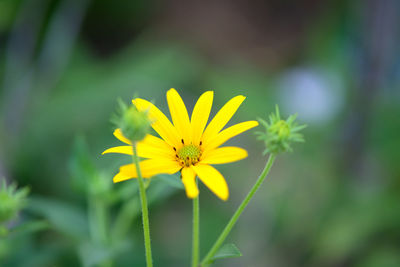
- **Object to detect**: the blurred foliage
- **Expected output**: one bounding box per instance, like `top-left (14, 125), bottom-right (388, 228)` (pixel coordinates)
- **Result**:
top-left (0, 180), bottom-right (29, 225)
top-left (1, 0), bottom-right (400, 266)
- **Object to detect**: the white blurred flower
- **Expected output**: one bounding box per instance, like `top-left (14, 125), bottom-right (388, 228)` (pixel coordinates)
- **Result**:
top-left (278, 66), bottom-right (344, 124)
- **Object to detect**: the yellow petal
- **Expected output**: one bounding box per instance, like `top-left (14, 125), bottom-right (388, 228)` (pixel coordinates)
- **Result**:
top-left (201, 147), bottom-right (248, 165)
top-left (166, 89), bottom-right (192, 144)
top-left (201, 95), bottom-right (246, 144)
top-left (102, 146), bottom-right (132, 155)
top-left (113, 128), bottom-right (132, 145)
top-left (203, 120), bottom-right (259, 151)
top-left (103, 134), bottom-right (175, 159)
top-left (113, 159), bottom-right (181, 183)
top-left (191, 91), bottom-right (213, 146)
top-left (181, 167), bottom-right (199, 198)
top-left (136, 134), bottom-right (176, 159)
top-left (132, 98), bottom-right (181, 147)
top-left (192, 164), bottom-right (229, 201)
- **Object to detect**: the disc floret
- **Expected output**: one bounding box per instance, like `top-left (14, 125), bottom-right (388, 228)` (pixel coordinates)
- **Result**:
top-left (176, 144), bottom-right (202, 167)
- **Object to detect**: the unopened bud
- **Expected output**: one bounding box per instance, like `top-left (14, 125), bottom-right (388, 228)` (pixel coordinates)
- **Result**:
top-left (256, 105), bottom-right (306, 154)
top-left (113, 99), bottom-right (151, 142)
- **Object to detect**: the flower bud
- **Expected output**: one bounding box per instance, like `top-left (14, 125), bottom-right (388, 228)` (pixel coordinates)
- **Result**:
top-left (256, 105), bottom-right (306, 154)
top-left (0, 180), bottom-right (29, 224)
top-left (113, 99), bottom-right (151, 142)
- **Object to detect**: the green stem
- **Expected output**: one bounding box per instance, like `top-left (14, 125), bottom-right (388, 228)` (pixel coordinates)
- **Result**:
top-left (88, 194), bottom-right (108, 245)
top-left (201, 153), bottom-right (277, 266)
top-left (132, 143), bottom-right (153, 267)
top-left (192, 192), bottom-right (200, 267)
top-left (88, 192), bottom-right (113, 267)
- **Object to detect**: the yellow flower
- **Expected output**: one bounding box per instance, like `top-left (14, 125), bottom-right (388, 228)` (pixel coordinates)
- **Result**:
top-left (103, 89), bottom-right (258, 200)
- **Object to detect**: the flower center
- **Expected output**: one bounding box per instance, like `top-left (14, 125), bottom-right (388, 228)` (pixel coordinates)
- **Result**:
top-left (176, 144), bottom-right (202, 167)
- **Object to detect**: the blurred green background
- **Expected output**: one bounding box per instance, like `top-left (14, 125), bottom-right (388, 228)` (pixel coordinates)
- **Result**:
top-left (1, 0), bottom-right (400, 266)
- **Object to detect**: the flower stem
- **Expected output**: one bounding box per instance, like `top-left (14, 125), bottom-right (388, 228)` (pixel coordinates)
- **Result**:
top-left (192, 192), bottom-right (200, 267)
top-left (132, 143), bottom-right (153, 267)
top-left (200, 153), bottom-right (277, 266)
top-left (88, 192), bottom-right (113, 267)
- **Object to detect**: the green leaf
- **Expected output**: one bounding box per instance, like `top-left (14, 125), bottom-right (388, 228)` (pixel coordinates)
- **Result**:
top-left (211, 243), bottom-right (242, 262)
top-left (68, 136), bottom-right (98, 193)
top-left (78, 242), bottom-right (113, 267)
top-left (78, 240), bottom-right (131, 267)
top-left (27, 196), bottom-right (88, 239)
top-left (156, 174), bottom-right (184, 190)
top-left (8, 220), bottom-right (49, 238)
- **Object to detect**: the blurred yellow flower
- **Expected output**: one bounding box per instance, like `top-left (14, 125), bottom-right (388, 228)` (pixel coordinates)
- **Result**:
top-left (103, 89), bottom-right (258, 200)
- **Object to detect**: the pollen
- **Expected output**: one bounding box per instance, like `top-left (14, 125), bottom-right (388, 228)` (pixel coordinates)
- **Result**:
top-left (177, 144), bottom-right (202, 167)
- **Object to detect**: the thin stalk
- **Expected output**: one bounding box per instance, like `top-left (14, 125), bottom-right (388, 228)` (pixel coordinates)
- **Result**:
top-left (88, 193), bottom-right (113, 267)
top-left (192, 192), bottom-right (200, 267)
top-left (88, 194), bottom-right (108, 245)
top-left (95, 196), bottom-right (108, 245)
top-left (132, 143), bottom-right (153, 267)
top-left (201, 154), bottom-right (276, 266)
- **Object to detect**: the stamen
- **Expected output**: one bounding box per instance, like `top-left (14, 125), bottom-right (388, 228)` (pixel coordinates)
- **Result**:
top-left (181, 139), bottom-right (185, 144)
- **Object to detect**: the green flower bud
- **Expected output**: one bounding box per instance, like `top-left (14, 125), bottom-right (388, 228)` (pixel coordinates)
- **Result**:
top-left (0, 180), bottom-right (29, 224)
top-left (256, 105), bottom-right (306, 155)
top-left (113, 99), bottom-right (151, 142)
top-left (270, 120), bottom-right (290, 139)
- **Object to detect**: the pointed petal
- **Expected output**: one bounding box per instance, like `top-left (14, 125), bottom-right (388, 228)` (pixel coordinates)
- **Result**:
top-left (132, 98), bottom-right (181, 147)
top-left (166, 89), bottom-right (192, 144)
top-left (113, 159), bottom-right (181, 183)
top-left (201, 147), bottom-right (248, 164)
top-left (203, 120), bottom-right (258, 151)
top-left (103, 134), bottom-right (175, 159)
top-left (192, 164), bottom-right (229, 201)
top-left (191, 91), bottom-right (213, 146)
top-left (181, 167), bottom-right (199, 198)
top-left (113, 128), bottom-right (132, 145)
top-left (136, 134), bottom-right (176, 159)
top-left (201, 95), bottom-right (246, 144)
top-left (102, 146), bottom-right (133, 155)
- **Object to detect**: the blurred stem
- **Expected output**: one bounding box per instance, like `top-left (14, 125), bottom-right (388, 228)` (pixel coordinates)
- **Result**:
top-left (88, 193), bottom-right (113, 267)
top-left (201, 153), bottom-right (277, 266)
top-left (88, 195), bottom-right (108, 245)
top-left (111, 196), bottom-right (140, 241)
top-left (132, 143), bottom-right (153, 267)
top-left (191, 191), bottom-right (200, 267)
top-left (144, 178), bottom-right (152, 189)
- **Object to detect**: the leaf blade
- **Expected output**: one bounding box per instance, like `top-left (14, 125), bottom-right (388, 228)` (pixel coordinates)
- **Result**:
top-left (211, 243), bottom-right (242, 262)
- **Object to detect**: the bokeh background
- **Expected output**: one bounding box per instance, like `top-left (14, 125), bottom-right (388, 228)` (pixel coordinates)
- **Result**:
top-left (1, 0), bottom-right (400, 266)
